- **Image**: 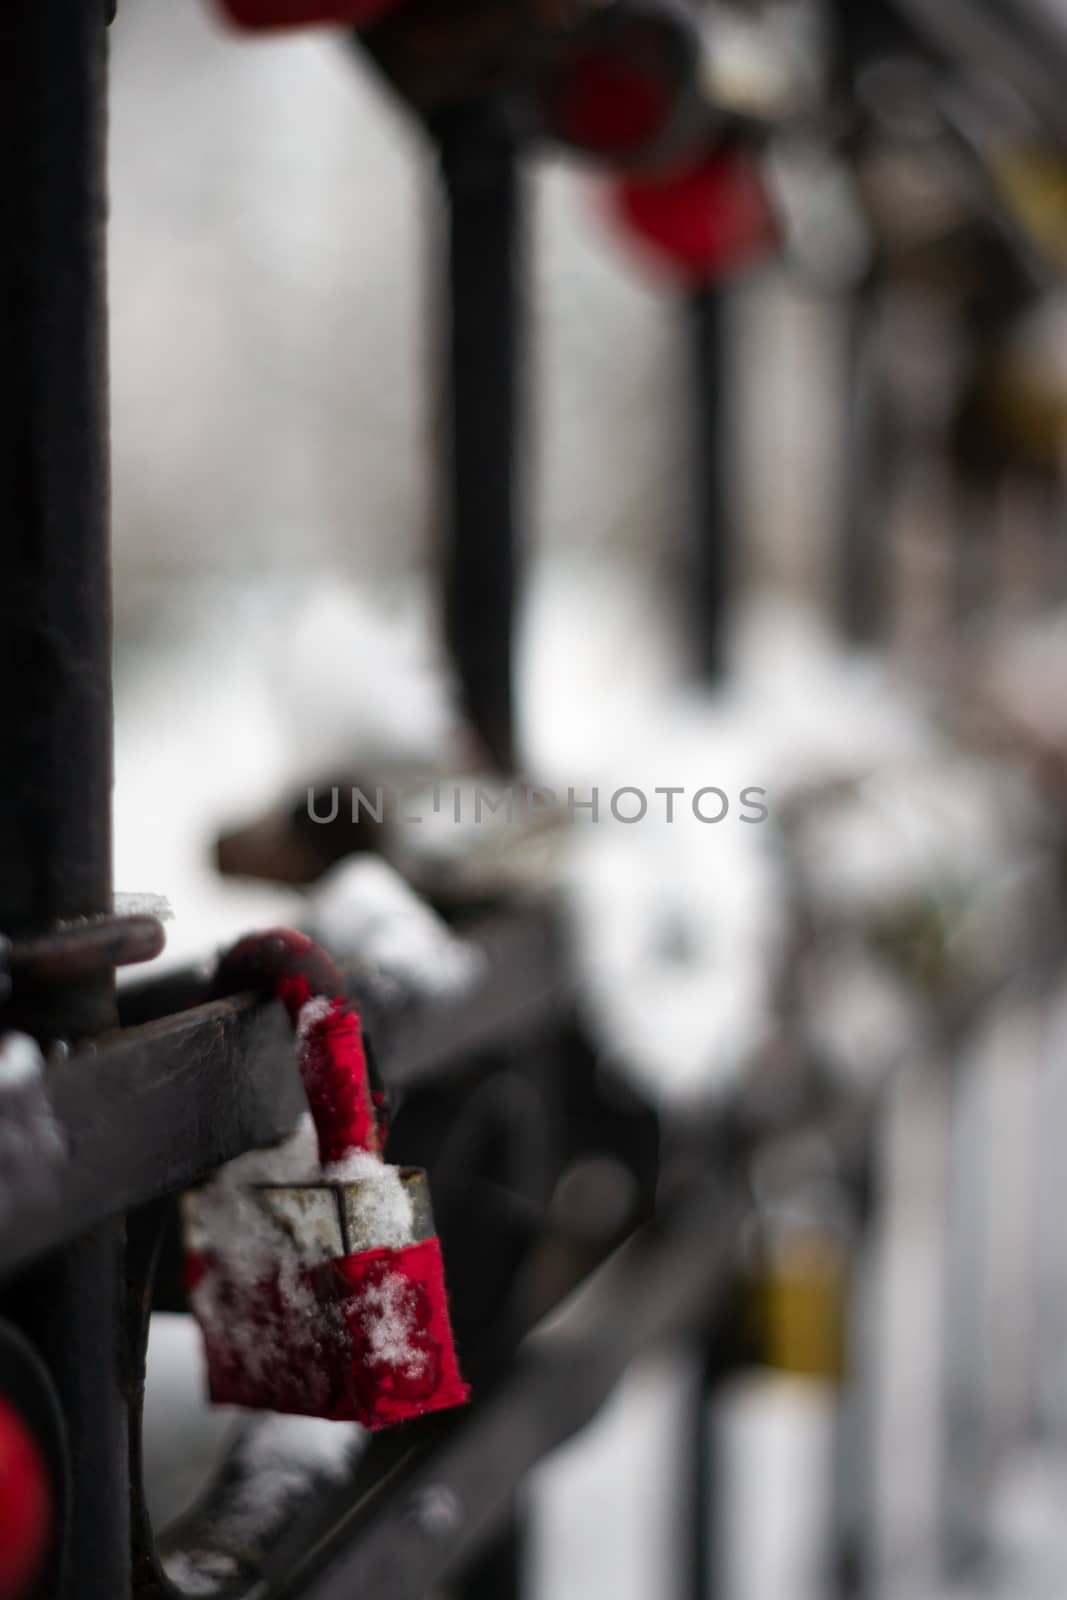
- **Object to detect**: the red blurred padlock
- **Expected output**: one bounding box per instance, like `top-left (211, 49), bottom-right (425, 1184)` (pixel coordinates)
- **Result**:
top-left (183, 930), bottom-right (469, 1429)
top-left (214, 0), bottom-right (402, 31)
top-left (535, 0), bottom-right (709, 170)
top-left (0, 1397), bottom-right (51, 1600)
top-left (610, 145), bottom-right (779, 283)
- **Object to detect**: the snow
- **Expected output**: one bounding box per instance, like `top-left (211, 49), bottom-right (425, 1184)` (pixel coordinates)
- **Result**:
top-left (795, 757), bottom-right (1023, 919)
top-left (160, 1409), bottom-right (361, 1596)
top-left (307, 856), bottom-right (484, 1001)
top-left (354, 1270), bottom-right (428, 1379)
top-left (161, 1551), bottom-right (240, 1596)
top-left (294, 994), bottom-right (333, 1056)
top-left (724, 602), bottom-right (934, 798)
top-left (0, 1033), bottom-right (66, 1224)
top-left (114, 561), bottom-right (947, 1111)
top-left (529, 1352), bottom-right (698, 1600)
top-left (567, 821), bottom-right (786, 1107)
top-left (185, 1115), bottom-right (324, 1396)
top-left (113, 578), bottom-right (460, 975)
top-left (699, 0), bottom-right (828, 122)
top-left (0, 1031), bottom-right (44, 1087)
top-left (114, 890), bottom-right (174, 921)
top-left (543, 600), bottom-right (936, 1108)
top-left (321, 1147), bottom-right (415, 1249)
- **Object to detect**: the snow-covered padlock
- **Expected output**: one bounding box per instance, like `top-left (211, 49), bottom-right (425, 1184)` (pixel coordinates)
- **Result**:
top-left (182, 930), bottom-right (469, 1430)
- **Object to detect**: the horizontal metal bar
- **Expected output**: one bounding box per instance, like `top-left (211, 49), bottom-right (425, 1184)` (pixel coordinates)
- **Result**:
top-left (118, 905), bottom-right (571, 1089)
top-left (0, 997), bottom-right (302, 1283)
top-left (1, 908), bottom-right (570, 1282)
top-left (10, 913), bottom-right (166, 987)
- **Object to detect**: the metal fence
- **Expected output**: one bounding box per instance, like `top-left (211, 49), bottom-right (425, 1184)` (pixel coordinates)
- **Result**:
top-left (2, 3), bottom-right (1067, 1598)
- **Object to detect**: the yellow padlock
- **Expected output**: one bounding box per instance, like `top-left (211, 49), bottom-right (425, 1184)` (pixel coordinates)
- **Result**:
top-left (742, 1224), bottom-right (849, 1382)
top-left (991, 144), bottom-right (1067, 271)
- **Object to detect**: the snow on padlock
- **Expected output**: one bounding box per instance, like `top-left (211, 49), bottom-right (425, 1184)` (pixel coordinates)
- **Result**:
top-left (184, 1162), bottom-right (467, 1428)
top-left (182, 929), bottom-right (469, 1430)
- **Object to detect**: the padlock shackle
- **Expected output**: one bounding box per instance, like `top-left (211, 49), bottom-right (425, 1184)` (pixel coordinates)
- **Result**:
top-left (210, 927), bottom-right (382, 1165)
top-left (211, 927), bottom-right (345, 1014)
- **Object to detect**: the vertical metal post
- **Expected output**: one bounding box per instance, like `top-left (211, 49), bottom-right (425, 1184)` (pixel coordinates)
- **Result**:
top-left (687, 1323), bottom-right (737, 1600)
top-left (830, 1225), bottom-right (876, 1599)
top-left (686, 285), bottom-right (732, 683)
top-left (436, 104), bottom-right (525, 775)
top-left (839, 279), bottom-right (887, 648)
top-left (0, 3), bottom-right (129, 1596)
top-left (939, 1042), bottom-right (993, 1580)
top-left (0, 0), bottom-right (114, 958)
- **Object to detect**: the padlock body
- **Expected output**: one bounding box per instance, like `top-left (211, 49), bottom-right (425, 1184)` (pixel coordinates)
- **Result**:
top-left (185, 1248), bottom-right (348, 1417)
top-left (331, 1238), bottom-right (470, 1428)
top-left (613, 150), bottom-right (778, 283)
top-left (184, 1169), bottom-right (469, 1427)
top-left (740, 1230), bottom-right (848, 1380)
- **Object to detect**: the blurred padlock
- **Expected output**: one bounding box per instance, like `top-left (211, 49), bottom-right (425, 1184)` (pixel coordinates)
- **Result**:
top-left (214, 0), bottom-right (402, 30)
top-left (741, 1222), bottom-right (849, 1380)
top-left (992, 143), bottom-right (1067, 273)
top-left (0, 1397), bottom-right (52, 1600)
top-left (533, 0), bottom-right (710, 170)
top-left (357, 0), bottom-right (703, 151)
top-left (610, 142), bottom-right (778, 281)
top-left (183, 929), bottom-right (469, 1429)
top-left (0, 1324), bottom-right (61, 1600)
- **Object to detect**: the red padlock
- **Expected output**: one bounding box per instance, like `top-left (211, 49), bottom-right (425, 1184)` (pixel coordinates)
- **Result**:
top-left (183, 930), bottom-right (469, 1429)
top-left (0, 1398), bottom-right (52, 1600)
top-left (535, 0), bottom-right (709, 170)
top-left (214, 0), bottom-right (403, 31)
top-left (610, 145), bottom-right (779, 283)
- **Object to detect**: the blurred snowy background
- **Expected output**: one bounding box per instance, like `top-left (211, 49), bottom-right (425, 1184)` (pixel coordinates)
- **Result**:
top-left (108, 3), bottom-right (1067, 1597)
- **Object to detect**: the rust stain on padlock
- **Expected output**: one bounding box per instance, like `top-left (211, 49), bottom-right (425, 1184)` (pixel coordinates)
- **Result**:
top-left (252, 1186), bottom-right (345, 1259)
top-left (252, 1168), bottom-right (436, 1257)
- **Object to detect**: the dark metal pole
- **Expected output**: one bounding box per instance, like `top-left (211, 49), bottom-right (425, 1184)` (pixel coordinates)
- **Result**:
top-left (0, 3), bottom-right (130, 1596)
top-left (686, 285), bottom-right (732, 683)
top-left (839, 279), bottom-right (888, 648)
top-left (436, 104), bottom-right (525, 775)
top-left (0, 0), bottom-right (115, 1006)
top-left (687, 1340), bottom-right (731, 1600)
